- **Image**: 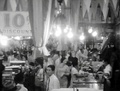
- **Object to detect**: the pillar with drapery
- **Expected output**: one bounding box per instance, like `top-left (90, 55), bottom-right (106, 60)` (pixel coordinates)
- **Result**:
top-left (28, 0), bottom-right (54, 59)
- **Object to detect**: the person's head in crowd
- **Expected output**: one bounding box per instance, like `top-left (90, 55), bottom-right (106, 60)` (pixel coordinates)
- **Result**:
top-left (72, 58), bottom-right (78, 67)
top-left (46, 65), bottom-right (55, 77)
top-left (66, 61), bottom-right (72, 66)
top-left (21, 54), bottom-right (27, 61)
top-left (60, 56), bottom-right (68, 64)
top-left (14, 72), bottom-right (25, 84)
top-left (61, 50), bottom-right (66, 58)
top-left (52, 51), bottom-right (60, 61)
top-left (29, 62), bottom-right (35, 70)
top-left (66, 61), bottom-right (72, 70)
top-left (103, 60), bottom-right (109, 67)
top-left (35, 57), bottom-right (43, 68)
top-left (3, 55), bottom-right (8, 62)
top-left (50, 50), bottom-right (56, 57)
top-left (13, 52), bottom-right (18, 59)
top-left (28, 51), bottom-right (32, 56)
top-left (71, 51), bottom-right (76, 57)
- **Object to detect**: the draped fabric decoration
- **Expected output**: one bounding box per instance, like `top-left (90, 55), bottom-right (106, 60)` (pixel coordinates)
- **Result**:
top-left (74, 0), bottom-right (81, 32)
top-left (55, 0), bottom-right (58, 9)
top-left (88, 8), bottom-right (92, 21)
top-left (82, 0), bottom-right (87, 18)
top-left (19, 0), bottom-right (28, 11)
top-left (64, 0), bottom-right (68, 7)
top-left (16, 0), bottom-right (21, 11)
top-left (9, 0), bottom-right (17, 11)
top-left (28, 0), bottom-right (43, 59)
top-left (4, 0), bottom-right (12, 11)
top-left (112, 0), bottom-right (118, 10)
top-left (0, 0), bottom-right (7, 11)
top-left (70, 0), bottom-right (81, 51)
top-left (91, 0), bottom-right (99, 20)
top-left (42, 0), bottom-right (54, 56)
top-left (102, 0), bottom-right (109, 20)
top-left (83, 0), bottom-right (91, 13)
top-left (98, 0), bottom-right (104, 11)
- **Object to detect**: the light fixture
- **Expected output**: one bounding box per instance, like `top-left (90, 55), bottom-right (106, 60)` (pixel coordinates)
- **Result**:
top-left (101, 36), bottom-right (104, 40)
top-left (88, 27), bottom-right (93, 33)
top-left (63, 25), bottom-right (69, 33)
top-left (79, 33), bottom-right (85, 41)
top-left (92, 31), bottom-right (98, 37)
top-left (0, 35), bottom-right (9, 46)
top-left (67, 31), bottom-right (73, 39)
top-left (55, 25), bottom-right (62, 37)
top-left (14, 36), bottom-right (21, 40)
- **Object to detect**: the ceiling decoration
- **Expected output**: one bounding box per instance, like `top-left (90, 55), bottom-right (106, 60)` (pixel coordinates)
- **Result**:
top-left (0, 0), bottom-right (119, 23)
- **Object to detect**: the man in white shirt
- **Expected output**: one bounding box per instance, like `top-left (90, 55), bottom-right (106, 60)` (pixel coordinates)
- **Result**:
top-left (46, 65), bottom-right (60, 91)
top-left (104, 61), bottom-right (112, 79)
top-left (103, 61), bottom-right (112, 91)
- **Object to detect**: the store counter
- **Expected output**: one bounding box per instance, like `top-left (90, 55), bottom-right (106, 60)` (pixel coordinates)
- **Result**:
top-left (52, 88), bottom-right (102, 91)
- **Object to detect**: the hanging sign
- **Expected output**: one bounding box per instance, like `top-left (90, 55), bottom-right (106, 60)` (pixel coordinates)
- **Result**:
top-left (0, 11), bottom-right (31, 36)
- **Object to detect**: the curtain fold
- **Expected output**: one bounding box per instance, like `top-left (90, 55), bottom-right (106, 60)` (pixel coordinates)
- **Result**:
top-left (42, 0), bottom-right (54, 56)
top-left (28, 0), bottom-right (44, 58)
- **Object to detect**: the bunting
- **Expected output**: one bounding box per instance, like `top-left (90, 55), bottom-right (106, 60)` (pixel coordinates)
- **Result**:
top-left (112, 0), bottom-right (118, 10)
top-left (91, 0), bottom-right (99, 19)
top-left (16, 0), bottom-right (21, 11)
top-left (0, 0), bottom-right (7, 11)
top-left (4, 0), bottom-right (12, 11)
top-left (74, 0), bottom-right (81, 32)
top-left (19, 0), bottom-right (28, 11)
top-left (82, 0), bottom-right (87, 18)
top-left (88, 9), bottom-right (91, 21)
top-left (55, 0), bottom-right (58, 8)
top-left (98, 0), bottom-right (104, 10)
top-left (83, 0), bottom-right (91, 13)
top-left (102, 0), bottom-right (109, 20)
top-left (9, 0), bottom-right (17, 11)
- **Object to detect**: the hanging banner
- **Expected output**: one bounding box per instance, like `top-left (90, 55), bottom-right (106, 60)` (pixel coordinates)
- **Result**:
top-left (0, 12), bottom-right (31, 36)
top-left (112, 0), bottom-right (118, 10)
top-left (83, 0), bottom-right (91, 13)
top-left (102, 0), bottom-right (109, 20)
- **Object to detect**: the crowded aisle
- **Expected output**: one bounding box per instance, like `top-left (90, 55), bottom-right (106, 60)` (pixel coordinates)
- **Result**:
top-left (1, 44), bottom-right (111, 91)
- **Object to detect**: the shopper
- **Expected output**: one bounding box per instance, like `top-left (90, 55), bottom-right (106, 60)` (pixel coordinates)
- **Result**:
top-left (46, 65), bottom-right (60, 91)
